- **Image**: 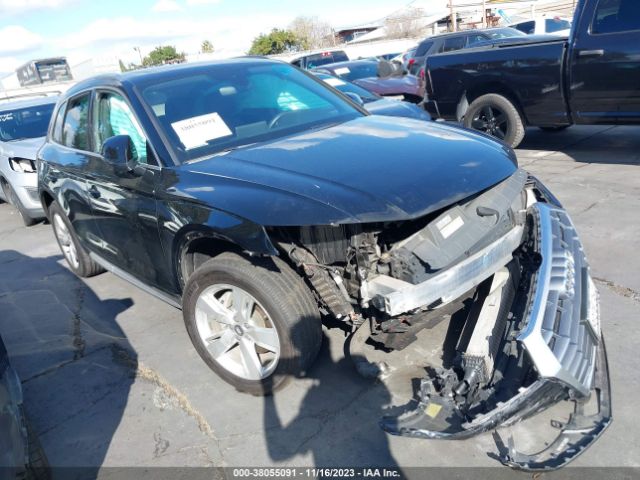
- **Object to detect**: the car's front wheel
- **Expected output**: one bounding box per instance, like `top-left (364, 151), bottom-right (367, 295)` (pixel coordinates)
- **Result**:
top-left (3, 182), bottom-right (37, 227)
top-left (182, 252), bottom-right (323, 395)
top-left (49, 201), bottom-right (105, 278)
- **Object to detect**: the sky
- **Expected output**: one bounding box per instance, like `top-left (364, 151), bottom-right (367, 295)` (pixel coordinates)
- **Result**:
top-left (0, 0), bottom-right (404, 76)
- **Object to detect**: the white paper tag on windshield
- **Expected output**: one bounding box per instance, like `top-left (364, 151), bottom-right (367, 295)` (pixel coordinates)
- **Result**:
top-left (334, 67), bottom-right (350, 76)
top-left (324, 77), bottom-right (346, 87)
top-left (171, 112), bottom-right (232, 150)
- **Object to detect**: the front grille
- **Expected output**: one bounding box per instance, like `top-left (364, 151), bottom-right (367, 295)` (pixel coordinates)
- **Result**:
top-left (518, 203), bottom-right (599, 396)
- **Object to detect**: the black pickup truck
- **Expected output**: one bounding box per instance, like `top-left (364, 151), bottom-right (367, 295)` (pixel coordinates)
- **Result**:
top-left (424, 0), bottom-right (640, 147)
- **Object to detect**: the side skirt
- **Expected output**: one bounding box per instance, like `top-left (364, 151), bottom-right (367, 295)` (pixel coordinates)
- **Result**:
top-left (89, 252), bottom-right (182, 310)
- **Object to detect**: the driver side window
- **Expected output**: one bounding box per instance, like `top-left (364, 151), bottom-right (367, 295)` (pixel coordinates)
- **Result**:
top-left (93, 91), bottom-right (148, 164)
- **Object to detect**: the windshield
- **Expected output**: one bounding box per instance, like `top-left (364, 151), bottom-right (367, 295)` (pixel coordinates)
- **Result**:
top-left (484, 28), bottom-right (527, 39)
top-left (315, 74), bottom-right (380, 103)
top-left (329, 62), bottom-right (378, 82)
top-left (0, 102), bottom-right (55, 142)
top-left (139, 62), bottom-right (361, 163)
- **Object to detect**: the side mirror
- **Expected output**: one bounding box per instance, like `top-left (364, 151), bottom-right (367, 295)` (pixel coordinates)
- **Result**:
top-left (344, 92), bottom-right (364, 106)
top-left (101, 135), bottom-right (141, 176)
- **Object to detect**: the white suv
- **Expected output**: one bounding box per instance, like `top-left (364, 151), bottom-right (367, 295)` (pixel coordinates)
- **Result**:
top-left (0, 95), bottom-right (57, 226)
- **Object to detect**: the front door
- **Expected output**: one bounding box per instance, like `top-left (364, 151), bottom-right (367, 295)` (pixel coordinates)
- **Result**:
top-left (570, 0), bottom-right (640, 123)
top-left (85, 90), bottom-right (166, 289)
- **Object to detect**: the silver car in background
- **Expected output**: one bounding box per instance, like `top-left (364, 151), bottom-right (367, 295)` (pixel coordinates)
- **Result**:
top-left (0, 95), bottom-right (58, 226)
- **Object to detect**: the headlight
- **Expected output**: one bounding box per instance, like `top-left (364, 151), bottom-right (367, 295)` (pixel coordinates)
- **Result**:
top-left (8, 157), bottom-right (36, 173)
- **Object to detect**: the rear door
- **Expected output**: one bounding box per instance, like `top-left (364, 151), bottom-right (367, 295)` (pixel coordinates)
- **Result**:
top-left (44, 92), bottom-right (100, 246)
top-left (570, 0), bottom-right (640, 122)
top-left (84, 89), bottom-right (165, 289)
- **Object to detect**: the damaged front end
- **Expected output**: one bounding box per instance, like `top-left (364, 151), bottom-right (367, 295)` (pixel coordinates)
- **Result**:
top-left (269, 169), bottom-right (611, 471)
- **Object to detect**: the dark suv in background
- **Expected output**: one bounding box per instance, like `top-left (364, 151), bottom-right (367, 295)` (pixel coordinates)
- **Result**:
top-left (408, 27), bottom-right (526, 74)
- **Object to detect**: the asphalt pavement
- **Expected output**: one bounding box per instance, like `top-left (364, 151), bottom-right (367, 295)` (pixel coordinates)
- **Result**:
top-left (0, 125), bottom-right (638, 475)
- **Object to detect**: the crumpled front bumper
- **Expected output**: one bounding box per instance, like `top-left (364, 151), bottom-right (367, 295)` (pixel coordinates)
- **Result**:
top-left (381, 202), bottom-right (612, 471)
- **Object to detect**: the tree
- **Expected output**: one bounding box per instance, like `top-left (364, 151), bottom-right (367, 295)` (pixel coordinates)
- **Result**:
top-left (384, 7), bottom-right (426, 39)
top-left (201, 40), bottom-right (214, 54)
top-left (288, 16), bottom-right (335, 49)
top-left (248, 29), bottom-right (305, 55)
top-left (142, 45), bottom-right (186, 67)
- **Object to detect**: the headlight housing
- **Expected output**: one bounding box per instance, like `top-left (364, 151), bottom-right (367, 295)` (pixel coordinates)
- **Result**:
top-left (8, 157), bottom-right (36, 173)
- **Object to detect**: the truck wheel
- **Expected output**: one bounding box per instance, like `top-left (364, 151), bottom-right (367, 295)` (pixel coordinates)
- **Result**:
top-left (464, 94), bottom-right (525, 148)
top-left (4, 182), bottom-right (37, 227)
top-left (182, 252), bottom-right (323, 395)
top-left (49, 201), bottom-right (105, 278)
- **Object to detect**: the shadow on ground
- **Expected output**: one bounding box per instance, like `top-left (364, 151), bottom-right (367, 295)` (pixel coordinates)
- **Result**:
top-left (260, 322), bottom-right (401, 470)
top-left (0, 250), bottom-right (137, 472)
top-left (519, 126), bottom-right (640, 166)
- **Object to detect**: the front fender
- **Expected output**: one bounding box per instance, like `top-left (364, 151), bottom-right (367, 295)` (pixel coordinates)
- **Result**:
top-left (157, 199), bottom-right (278, 291)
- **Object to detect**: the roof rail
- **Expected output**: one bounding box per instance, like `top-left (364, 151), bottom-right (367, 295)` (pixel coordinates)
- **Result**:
top-left (0, 91), bottom-right (61, 101)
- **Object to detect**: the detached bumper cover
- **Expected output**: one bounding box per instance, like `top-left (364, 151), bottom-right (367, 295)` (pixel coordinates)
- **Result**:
top-left (381, 203), bottom-right (611, 471)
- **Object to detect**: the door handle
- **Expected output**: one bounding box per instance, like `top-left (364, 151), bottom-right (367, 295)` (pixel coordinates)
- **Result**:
top-left (89, 185), bottom-right (101, 199)
top-left (578, 49), bottom-right (604, 57)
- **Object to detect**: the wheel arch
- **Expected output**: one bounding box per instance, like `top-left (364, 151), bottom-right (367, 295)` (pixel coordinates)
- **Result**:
top-left (39, 188), bottom-right (55, 219)
top-left (173, 220), bottom-right (279, 290)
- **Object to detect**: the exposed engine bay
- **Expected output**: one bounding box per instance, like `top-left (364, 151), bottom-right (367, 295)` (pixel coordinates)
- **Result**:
top-left (269, 169), bottom-right (610, 471)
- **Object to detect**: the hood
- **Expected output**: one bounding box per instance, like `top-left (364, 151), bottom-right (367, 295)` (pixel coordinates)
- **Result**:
top-left (354, 75), bottom-right (420, 96)
top-left (366, 99), bottom-right (431, 122)
top-left (0, 136), bottom-right (45, 159)
top-left (176, 115), bottom-right (517, 226)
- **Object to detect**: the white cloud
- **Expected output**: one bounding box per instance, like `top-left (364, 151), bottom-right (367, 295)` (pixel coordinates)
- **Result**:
top-left (185, 0), bottom-right (221, 5)
top-left (56, 14), bottom-right (289, 56)
top-left (0, 26), bottom-right (43, 55)
top-left (0, 0), bottom-right (75, 14)
top-left (152, 0), bottom-right (182, 12)
top-left (0, 56), bottom-right (22, 75)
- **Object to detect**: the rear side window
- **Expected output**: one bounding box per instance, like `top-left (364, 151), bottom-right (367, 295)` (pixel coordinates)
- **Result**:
top-left (415, 40), bottom-right (433, 57)
top-left (513, 21), bottom-right (535, 34)
top-left (441, 36), bottom-right (466, 52)
top-left (546, 18), bottom-right (571, 33)
top-left (61, 94), bottom-right (90, 150)
top-left (51, 101), bottom-right (66, 143)
top-left (305, 52), bottom-right (348, 69)
top-left (593, 0), bottom-right (640, 33)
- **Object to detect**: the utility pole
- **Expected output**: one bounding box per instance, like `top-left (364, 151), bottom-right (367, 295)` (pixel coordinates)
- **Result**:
top-left (482, 0), bottom-right (487, 28)
top-left (449, 1), bottom-right (457, 32)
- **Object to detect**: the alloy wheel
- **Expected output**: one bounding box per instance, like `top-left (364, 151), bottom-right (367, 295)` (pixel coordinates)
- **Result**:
top-left (53, 213), bottom-right (80, 269)
top-left (471, 105), bottom-right (508, 140)
top-left (194, 284), bottom-right (281, 380)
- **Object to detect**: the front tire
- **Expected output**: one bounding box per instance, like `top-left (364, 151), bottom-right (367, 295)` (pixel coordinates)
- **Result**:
top-left (464, 93), bottom-right (525, 148)
top-left (4, 182), bottom-right (37, 227)
top-left (49, 201), bottom-right (104, 278)
top-left (182, 252), bottom-right (323, 395)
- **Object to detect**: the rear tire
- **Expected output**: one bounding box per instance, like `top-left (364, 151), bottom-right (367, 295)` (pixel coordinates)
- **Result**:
top-left (464, 93), bottom-right (525, 148)
top-left (182, 252), bottom-right (323, 395)
top-left (4, 182), bottom-right (37, 226)
top-left (49, 201), bottom-right (105, 278)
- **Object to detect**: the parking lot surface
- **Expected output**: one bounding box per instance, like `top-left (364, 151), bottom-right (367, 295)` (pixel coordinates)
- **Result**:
top-left (0, 125), bottom-right (638, 473)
